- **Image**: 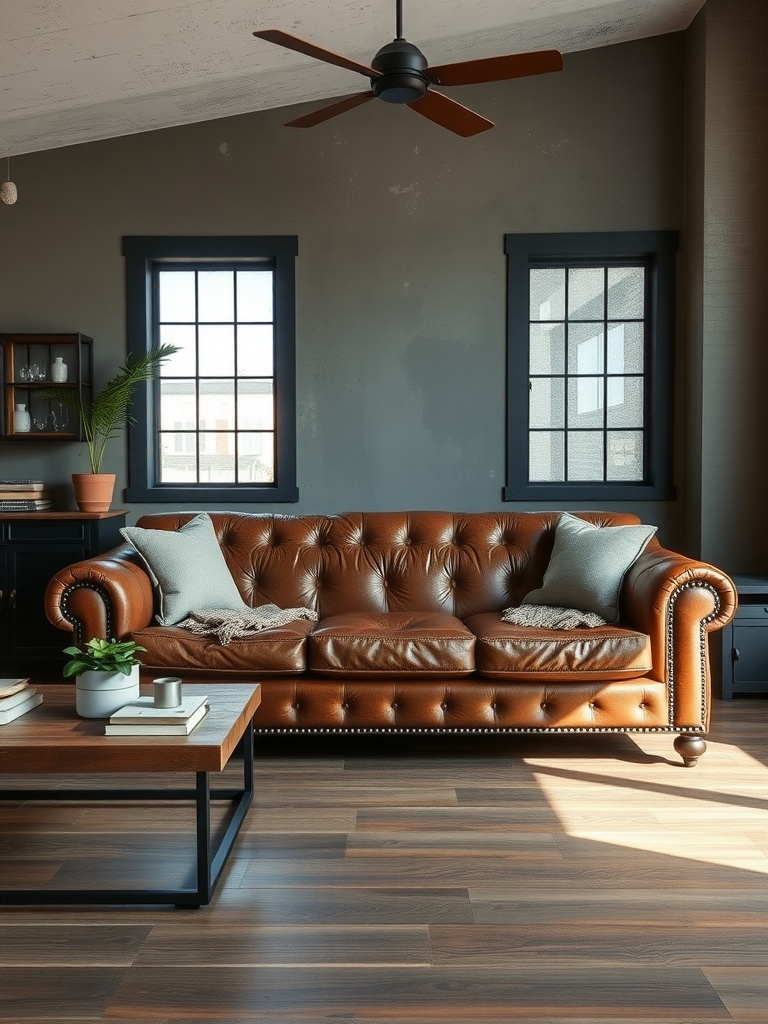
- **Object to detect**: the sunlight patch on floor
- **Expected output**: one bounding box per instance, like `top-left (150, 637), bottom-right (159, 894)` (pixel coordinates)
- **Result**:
top-left (525, 740), bottom-right (768, 872)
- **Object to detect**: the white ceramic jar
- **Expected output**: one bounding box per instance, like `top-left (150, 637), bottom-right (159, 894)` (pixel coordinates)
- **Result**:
top-left (51, 356), bottom-right (68, 383)
top-left (13, 404), bottom-right (31, 432)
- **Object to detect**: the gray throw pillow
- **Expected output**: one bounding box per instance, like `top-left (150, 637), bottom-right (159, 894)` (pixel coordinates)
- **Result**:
top-left (121, 513), bottom-right (247, 626)
top-left (523, 513), bottom-right (657, 623)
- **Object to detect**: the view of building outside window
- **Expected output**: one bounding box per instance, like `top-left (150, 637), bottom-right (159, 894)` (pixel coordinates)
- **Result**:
top-left (156, 268), bottom-right (275, 484)
top-left (528, 264), bottom-right (645, 484)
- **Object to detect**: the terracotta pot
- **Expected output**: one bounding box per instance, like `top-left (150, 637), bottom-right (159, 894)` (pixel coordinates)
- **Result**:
top-left (72, 472), bottom-right (116, 513)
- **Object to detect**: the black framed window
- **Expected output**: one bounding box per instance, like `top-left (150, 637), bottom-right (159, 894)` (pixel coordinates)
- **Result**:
top-left (504, 231), bottom-right (678, 502)
top-left (123, 236), bottom-right (298, 503)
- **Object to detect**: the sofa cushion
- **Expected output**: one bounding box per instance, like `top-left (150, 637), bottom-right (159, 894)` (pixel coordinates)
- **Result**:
top-left (309, 611), bottom-right (476, 676)
top-left (132, 618), bottom-right (314, 674)
top-left (464, 612), bottom-right (652, 681)
top-left (121, 512), bottom-right (246, 626)
top-left (523, 512), bottom-right (657, 623)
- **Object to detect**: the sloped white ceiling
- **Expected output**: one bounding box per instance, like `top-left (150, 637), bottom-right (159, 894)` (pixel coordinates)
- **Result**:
top-left (0, 0), bottom-right (705, 155)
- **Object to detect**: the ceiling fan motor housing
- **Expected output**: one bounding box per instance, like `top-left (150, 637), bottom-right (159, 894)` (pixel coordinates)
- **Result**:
top-left (371, 39), bottom-right (429, 103)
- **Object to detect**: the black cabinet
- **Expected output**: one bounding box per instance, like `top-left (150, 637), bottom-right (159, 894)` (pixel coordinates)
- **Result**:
top-left (0, 511), bottom-right (127, 676)
top-left (720, 574), bottom-right (768, 699)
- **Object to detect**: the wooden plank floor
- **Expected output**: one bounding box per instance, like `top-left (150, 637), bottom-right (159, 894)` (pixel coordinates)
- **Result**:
top-left (0, 697), bottom-right (767, 1022)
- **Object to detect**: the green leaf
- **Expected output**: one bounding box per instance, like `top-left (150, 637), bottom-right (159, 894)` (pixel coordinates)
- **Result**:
top-left (61, 637), bottom-right (146, 678)
top-left (41, 344), bottom-right (178, 473)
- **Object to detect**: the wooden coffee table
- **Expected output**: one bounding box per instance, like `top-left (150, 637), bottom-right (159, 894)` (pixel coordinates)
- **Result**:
top-left (0, 682), bottom-right (260, 908)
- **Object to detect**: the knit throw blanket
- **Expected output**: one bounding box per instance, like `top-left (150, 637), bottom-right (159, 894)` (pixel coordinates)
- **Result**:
top-left (176, 604), bottom-right (318, 646)
top-left (501, 604), bottom-right (607, 629)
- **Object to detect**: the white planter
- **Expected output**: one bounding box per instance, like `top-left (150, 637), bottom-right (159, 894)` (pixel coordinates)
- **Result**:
top-left (75, 665), bottom-right (140, 719)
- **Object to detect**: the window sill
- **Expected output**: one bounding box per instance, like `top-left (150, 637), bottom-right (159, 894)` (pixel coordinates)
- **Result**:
top-left (502, 482), bottom-right (676, 502)
top-left (126, 484), bottom-right (300, 503)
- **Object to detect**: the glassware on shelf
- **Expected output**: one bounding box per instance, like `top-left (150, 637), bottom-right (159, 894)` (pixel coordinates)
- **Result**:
top-left (50, 401), bottom-right (70, 432)
top-left (20, 363), bottom-right (45, 382)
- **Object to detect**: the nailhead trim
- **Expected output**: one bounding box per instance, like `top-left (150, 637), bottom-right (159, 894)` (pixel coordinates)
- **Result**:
top-left (256, 725), bottom-right (703, 735)
top-left (59, 581), bottom-right (114, 647)
top-left (666, 580), bottom-right (720, 727)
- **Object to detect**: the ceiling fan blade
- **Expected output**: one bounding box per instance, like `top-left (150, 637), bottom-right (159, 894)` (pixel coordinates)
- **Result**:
top-left (285, 93), bottom-right (374, 128)
top-left (426, 49), bottom-right (563, 87)
top-left (408, 90), bottom-right (493, 137)
top-left (254, 29), bottom-right (380, 79)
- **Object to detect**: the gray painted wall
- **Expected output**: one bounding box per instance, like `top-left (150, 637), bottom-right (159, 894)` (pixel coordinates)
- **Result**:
top-left (683, 9), bottom-right (706, 564)
top-left (0, 35), bottom-right (686, 543)
top-left (690, 0), bottom-right (768, 574)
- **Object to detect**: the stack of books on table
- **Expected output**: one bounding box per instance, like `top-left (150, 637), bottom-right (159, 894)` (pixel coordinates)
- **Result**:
top-left (105, 694), bottom-right (209, 736)
top-left (0, 679), bottom-right (43, 724)
top-left (0, 480), bottom-right (52, 511)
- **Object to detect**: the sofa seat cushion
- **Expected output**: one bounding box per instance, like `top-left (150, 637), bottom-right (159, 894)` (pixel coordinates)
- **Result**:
top-left (309, 612), bottom-right (476, 676)
top-left (464, 612), bottom-right (652, 681)
top-left (131, 618), bottom-right (315, 674)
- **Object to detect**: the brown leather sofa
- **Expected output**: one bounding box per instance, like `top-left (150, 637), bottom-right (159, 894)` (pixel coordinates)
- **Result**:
top-left (45, 510), bottom-right (737, 766)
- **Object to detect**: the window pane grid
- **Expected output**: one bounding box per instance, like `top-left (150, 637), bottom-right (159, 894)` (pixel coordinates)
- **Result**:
top-left (528, 263), bottom-right (647, 484)
top-left (155, 266), bottom-right (276, 485)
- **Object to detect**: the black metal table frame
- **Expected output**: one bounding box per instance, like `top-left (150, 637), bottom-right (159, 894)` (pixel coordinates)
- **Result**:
top-left (0, 728), bottom-right (254, 908)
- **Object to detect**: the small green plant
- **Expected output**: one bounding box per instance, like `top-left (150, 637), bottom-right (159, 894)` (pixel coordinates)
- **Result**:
top-left (62, 638), bottom-right (147, 678)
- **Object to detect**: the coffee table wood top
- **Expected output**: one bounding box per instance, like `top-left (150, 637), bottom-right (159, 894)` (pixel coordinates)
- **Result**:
top-left (0, 683), bottom-right (260, 774)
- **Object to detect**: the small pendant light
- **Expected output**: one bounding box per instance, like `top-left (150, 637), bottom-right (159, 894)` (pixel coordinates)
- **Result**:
top-left (1, 156), bottom-right (18, 205)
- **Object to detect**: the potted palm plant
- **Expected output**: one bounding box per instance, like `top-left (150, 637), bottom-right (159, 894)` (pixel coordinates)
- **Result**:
top-left (63, 637), bottom-right (147, 718)
top-left (44, 344), bottom-right (178, 511)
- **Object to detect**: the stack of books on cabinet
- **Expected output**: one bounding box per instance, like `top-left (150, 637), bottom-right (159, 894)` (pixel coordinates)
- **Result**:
top-left (0, 480), bottom-right (51, 511)
top-left (105, 694), bottom-right (209, 736)
top-left (0, 679), bottom-right (43, 723)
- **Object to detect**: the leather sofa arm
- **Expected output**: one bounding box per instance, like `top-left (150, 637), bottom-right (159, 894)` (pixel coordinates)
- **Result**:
top-left (621, 545), bottom-right (737, 727)
top-left (623, 545), bottom-right (737, 633)
top-left (45, 544), bottom-right (156, 646)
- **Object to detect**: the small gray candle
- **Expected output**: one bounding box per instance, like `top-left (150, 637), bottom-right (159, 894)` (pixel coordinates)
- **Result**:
top-left (153, 676), bottom-right (182, 708)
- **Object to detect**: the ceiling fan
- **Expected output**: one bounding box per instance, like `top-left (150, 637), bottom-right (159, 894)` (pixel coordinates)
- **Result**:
top-left (253, 0), bottom-right (563, 137)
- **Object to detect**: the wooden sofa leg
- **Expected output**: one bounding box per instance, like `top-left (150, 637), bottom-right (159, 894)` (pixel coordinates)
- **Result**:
top-left (674, 733), bottom-right (707, 768)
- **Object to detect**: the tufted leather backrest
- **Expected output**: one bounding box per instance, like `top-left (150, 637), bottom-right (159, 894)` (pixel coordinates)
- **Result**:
top-left (135, 510), bottom-right (646, 619)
